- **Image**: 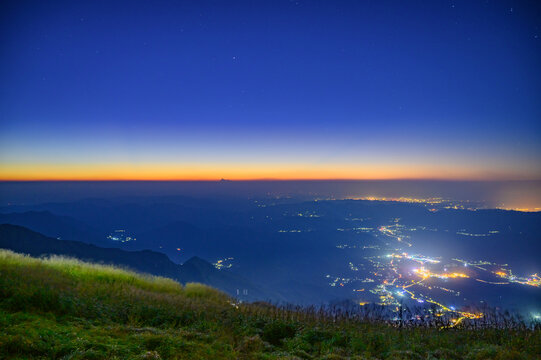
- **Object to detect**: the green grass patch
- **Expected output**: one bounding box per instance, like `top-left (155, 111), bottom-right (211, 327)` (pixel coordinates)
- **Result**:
top-left (0, 249), bottom-right (539, 359)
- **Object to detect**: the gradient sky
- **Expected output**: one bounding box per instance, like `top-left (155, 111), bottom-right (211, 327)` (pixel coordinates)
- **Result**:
top-left (1, 0), bottom-right (540, 180)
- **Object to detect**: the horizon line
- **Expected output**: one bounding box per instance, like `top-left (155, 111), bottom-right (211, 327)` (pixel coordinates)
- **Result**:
top-left (1, 178), bottom-right (540, 182)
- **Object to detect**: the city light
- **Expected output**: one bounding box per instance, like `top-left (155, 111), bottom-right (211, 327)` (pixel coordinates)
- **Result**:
top-left (412, 267), bottom-right (469, 280)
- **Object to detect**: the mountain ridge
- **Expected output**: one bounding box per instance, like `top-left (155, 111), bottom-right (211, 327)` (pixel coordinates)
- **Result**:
top-left (0, 223), bottom-right (274, 302)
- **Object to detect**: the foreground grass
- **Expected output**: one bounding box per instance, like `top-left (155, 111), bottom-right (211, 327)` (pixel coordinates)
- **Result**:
top-left (0, 250), bottom-right (539, 359)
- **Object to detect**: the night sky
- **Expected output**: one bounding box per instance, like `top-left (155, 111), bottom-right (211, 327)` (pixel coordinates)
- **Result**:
top-left (1, 0), bottom-right (540, 180)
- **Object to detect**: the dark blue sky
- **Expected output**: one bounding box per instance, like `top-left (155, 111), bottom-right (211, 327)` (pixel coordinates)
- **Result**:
top-left (1, 0), bottom-right (540, 180)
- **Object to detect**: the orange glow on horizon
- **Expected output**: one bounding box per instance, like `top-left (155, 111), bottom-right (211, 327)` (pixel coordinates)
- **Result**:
top-left (0, 162), bottom-right (534, 182)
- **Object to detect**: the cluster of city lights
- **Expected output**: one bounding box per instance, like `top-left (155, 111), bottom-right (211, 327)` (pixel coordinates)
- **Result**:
top-left (352, 197), bottom-right (445, 204)
top-left (316, 202), bottom-right (539, 327)
top-left (386, 253), bottom-right (440, 264)
top-left (494, 270), bottom-right (541, 287)
top-left (106, 229), bottom-right (136, 243)
top-left (213, 257), bottom-right (234, 270)
top-left (412, 266), bottom-right (469, 280)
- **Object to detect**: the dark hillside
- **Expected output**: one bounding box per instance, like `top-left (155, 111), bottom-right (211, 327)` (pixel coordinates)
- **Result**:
top-left (0, 224), bottom-right (272, 302)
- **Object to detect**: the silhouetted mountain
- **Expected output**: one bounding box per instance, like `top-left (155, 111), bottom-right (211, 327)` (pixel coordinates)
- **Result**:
top-left (0, 224), bottom-right (274, 302)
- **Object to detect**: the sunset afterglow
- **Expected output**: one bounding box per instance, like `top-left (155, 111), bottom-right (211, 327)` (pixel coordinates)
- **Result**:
top-left (1, 161), bottom-right (539, 181)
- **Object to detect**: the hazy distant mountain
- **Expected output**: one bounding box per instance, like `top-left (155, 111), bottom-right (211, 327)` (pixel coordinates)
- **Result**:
top-left (0, 211), bottom-right (105, 245)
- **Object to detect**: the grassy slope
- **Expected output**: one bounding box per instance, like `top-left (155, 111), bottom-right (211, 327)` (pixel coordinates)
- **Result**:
top-left (0, 250), bottom-right (539, 360)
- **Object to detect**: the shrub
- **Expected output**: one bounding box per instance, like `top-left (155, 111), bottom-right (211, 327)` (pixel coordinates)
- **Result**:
top-left (262, 321), bottom-right (297, 346)
top-left (302, 328), bottom-right (334, 346)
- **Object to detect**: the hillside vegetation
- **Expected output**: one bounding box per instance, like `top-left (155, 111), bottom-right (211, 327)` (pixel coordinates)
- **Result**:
top-left (0, 250), bottom-right (539, 360)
